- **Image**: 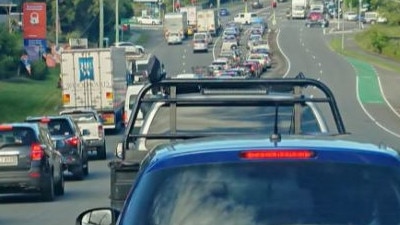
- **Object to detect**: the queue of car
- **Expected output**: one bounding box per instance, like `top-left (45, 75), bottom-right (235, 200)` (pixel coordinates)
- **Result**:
top-left (202, 20), bottom-right (271, 79)
top-left (0, 108), bottom-right (107, 201)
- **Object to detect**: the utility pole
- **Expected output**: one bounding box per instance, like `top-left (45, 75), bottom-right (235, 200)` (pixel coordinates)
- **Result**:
top-left (336, 0), bottom-right (339, 30)
top-left (115, 0), bottom-right (119, 43)
top-left (99, 0), bottom-right (104, 47)
top-left (55, 0), bottom-right (59, 46)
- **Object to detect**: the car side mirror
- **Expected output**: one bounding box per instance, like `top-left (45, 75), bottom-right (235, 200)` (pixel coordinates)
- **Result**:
top-left (82, 129), bottom-right (90, 136)
top-left (75, 207), bottom-right (119, 225)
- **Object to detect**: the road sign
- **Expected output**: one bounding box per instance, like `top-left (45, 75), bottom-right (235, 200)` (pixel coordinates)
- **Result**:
top-left (121, 17), bottom-right (139, 25)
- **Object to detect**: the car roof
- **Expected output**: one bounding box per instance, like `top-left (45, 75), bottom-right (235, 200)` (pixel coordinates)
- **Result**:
top-left (143, 136), bottom-right (400, 172)
top-left (0, 122), bottom-right (40, 129)
top-left (26, 115), bottom-right (73, 121)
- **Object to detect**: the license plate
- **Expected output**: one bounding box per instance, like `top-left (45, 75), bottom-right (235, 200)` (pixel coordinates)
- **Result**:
top-left (0, 155), bottom-right (18, 166)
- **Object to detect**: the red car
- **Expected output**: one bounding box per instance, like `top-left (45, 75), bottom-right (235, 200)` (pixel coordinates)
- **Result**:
top-left (243, 61), bottom-right (262, 78)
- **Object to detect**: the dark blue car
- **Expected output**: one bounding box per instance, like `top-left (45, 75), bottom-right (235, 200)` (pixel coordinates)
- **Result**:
top-left (76, 136), bottom-right (400, 225)
top-left (219, 8), bottom-right (229, 16)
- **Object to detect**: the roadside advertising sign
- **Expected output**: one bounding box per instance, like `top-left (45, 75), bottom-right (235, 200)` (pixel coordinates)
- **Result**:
top-left (23, 2), bottom-right (47, 39)
top-left (23, 39), bottom-right (47, 61)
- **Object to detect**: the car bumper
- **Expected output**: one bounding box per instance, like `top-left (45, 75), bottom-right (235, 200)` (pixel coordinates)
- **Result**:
top-left (83, 139), bottom-right (104, 148)
top-left (0, 171), bottom-right (43, 193)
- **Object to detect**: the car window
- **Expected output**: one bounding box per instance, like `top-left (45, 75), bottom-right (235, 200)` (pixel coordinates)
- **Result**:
top-left (45, 119), bottom-right (74, 136)
top-left (144, 104), bottom-right (321, 149)
top-left (121, 162), bottom-right (400, 225)
top-left (0, 127), bottom-right (35, 146)
top-left (65, 113), bottom-right (98, 123)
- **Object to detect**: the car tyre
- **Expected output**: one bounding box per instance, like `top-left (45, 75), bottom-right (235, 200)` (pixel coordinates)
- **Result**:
top-left (97, 144), bottom-right (107, 160)
top-left (41, 174), bottom-right (55, 202)
top-left (73, 164), bottom-right (85, 180)
top-left (83, 160), bottom-right (89, 176)
top-left (54, 169), bottom-right (65, 196)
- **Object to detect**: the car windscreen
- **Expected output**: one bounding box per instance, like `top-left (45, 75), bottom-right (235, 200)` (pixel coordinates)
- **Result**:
top-left (27, 119), bottom-right (73, 136)
top-left (121, 161), bottom-right (400, 225)
top-left (0, 127), bottom-right (35, 146)
top-left (144, 104), bottom-right (321, 149)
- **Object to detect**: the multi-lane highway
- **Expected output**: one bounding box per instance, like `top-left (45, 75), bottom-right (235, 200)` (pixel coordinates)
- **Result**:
top-left (2, 2), bottom-right (400, 225)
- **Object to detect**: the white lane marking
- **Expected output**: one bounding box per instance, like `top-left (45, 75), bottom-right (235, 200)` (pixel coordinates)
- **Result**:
top-left (377, 76), bottom-right (400, 119)
top-left (276, 28), bottom-right (291, 78)
top-left (356, 75), bottom-right (400, 138)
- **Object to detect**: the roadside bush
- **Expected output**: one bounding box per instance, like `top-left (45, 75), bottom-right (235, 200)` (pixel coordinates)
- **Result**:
top-left (369, 29), bottom-right (389, 54)
top-left (0, 56), bottom-right (19, 79)
top-left (31, 60), bottom-right (48, 80)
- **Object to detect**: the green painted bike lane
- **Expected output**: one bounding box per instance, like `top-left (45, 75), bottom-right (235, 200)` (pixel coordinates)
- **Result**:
top-left (346, 58), bottom-right (384, 104)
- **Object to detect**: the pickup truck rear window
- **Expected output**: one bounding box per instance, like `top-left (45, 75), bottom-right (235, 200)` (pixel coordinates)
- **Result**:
top-left (145, 105), bottom-right (321, 149)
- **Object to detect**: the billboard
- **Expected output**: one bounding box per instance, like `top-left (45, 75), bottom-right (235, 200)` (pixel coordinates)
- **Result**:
top-left (23, 2), bottom-right (46, 39)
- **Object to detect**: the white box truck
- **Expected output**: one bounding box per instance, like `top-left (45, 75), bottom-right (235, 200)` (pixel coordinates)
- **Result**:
top-left (180, 6), bottom-right (198, 35)
top-left (163, 12), bottom-right (188, 44)
top-left (196, 9), bottom-right (220, 36)
top-left (60, 47), bottom-right (128, 131)
top-left (291, 0), bottom-right (307, 19)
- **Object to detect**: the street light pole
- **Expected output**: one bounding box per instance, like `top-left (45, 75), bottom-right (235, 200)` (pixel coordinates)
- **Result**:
top-left (336, 0), bottom-right (339, 30)
top-left (358, 0), bottom-right (362, 29)
top-left (55, 0), bottom-right (59, 46)
top-left (99, 0), bottom-right (104, 47)
top-left (115, 0), bottom-right (119, 43)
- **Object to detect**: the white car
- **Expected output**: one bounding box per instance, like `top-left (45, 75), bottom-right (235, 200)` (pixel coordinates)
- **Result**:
top-left (344, 11), bottom-right (358, 21)
top-left (112, 42), bottom-right (145, 54)
top-left (137, 16), bottom-right (161, 25)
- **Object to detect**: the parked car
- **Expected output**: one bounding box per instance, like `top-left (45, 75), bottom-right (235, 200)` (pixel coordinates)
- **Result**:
top-left (344, 11), bottom-right (358, 21)
top-left (25, 115), bottom-right (89, 180)
top-left (59, 108), bottom-right (107, 160)
top-left (0, 122), bottom-right (65, 201)
top-left (137, 16), bottom-right (161, 25)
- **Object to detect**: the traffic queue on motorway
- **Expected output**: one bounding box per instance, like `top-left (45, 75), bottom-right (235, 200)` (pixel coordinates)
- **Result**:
top-left (0, 109), bottom-right (107, 201)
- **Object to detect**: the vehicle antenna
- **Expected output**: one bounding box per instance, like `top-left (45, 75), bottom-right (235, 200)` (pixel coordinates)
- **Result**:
top-left (270, 104), bottom-right (281, 145)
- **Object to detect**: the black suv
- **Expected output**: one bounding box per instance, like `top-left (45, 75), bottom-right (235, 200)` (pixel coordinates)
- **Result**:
top-left (25, 116), bottom-right (89, 180)
top-left (0, 122), bottom-right (65, 201)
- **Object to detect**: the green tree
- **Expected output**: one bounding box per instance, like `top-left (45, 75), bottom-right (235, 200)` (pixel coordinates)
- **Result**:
top-left (44, 0), bottom-right (134, 45)
top-left (0, 25), bottom-right (23, 79)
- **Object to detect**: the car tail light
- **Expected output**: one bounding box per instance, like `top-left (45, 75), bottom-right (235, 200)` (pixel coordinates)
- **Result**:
top-left (240, 150), bottom-right (315, 159)
top-left (251, 65), bottom-right (255, 71)
top-left (98, 125), bottom-right (104, 138)
top-left (31, 143), bottom-right (44, 160)
top-left (0, 125), bottom-right (12, 131)
top-left (65, 136), bottom-right (79, 147)
top-left (40, 117), bottom-right (50, 123)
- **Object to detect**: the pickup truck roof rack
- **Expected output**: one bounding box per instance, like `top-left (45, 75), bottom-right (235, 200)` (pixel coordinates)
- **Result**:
top-left (124, 74), bottom-right (348, 149)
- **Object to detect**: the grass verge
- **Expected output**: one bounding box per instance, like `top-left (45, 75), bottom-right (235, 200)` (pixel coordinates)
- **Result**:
top-left (0, 67), bottom-right (61, 123)
top-left (329, 33), bottom-right (400, 73)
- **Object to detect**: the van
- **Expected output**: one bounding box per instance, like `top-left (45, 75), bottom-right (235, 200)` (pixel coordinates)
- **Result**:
top-left (123, 84), bottom-right (149, 128)
top-left (233, 12), bottom-right (258, 25)
top-left (364, 11), bottom-right (387, 24)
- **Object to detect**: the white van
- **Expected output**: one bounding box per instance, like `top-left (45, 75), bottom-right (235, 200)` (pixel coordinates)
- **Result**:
top-left (233, 12), bottom-right (258, 25)
top-left (124, 84), bottom-right (149, 128)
